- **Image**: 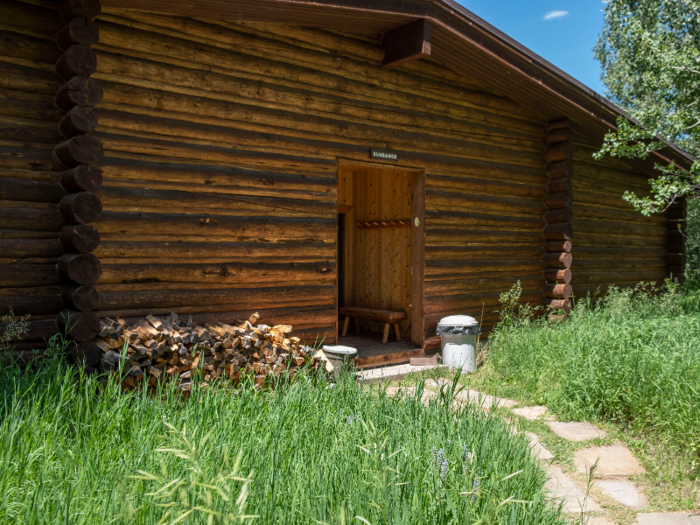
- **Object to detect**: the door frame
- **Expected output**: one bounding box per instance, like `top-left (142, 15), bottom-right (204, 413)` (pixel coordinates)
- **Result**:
top-left (336, 159), bottom-right (426, 348)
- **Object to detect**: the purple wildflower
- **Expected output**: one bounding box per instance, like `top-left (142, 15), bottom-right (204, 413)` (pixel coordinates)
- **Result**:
top-left (440, 459), bottom-right (448, 482)
top-left (470, 476), bottom-right (479, 503)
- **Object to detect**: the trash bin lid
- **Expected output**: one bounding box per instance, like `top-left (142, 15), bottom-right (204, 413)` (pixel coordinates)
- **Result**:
top-left (437, 315), bottom-right (478, 328)
top-left (322, 345), bottom-right (357, 356)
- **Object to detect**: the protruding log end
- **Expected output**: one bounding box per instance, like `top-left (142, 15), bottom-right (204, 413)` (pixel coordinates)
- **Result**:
top-left (56, 76), bottom-right (103, 111)
top-left (59, 191), bottom-right (102, 224)
top-left (543, 298), bottom-right (572, 314)
top-left (545, 240), bottom-right (572, 253)
top-left (667, 242), bottom-right (686, 254)
top-left (543, 192), bottom-right (573, 210)
top-left (546, 127), bottom-right (572, 144)
top-left (61, 283), bottom-right (99, 311)
top-left (546, 118), bottom-right (569, 133)
top-left (545, 268), bottom-right (572, 284)
top-left (543, 221), bottom-right (573, 240)
top-left (57, 309), bottom-right (100, 342)
top-left (57, 17), bottom-right (99, 50)
top-left (665, 254), bottom-right (686, 266)
top-left (547, 177), bottom-right (572, 194)
top-left (544, 282), bottom-right (572, 299)
top-left (58, 252), bottom-right (103, 284)
top-left (544, 251), bottom-right (573, 269)
top-left (59, 106), bottom-right (98, 138)
top-left (55, 45), bottom-right (97, 81)
top-left (667, 208), bottom-right (687, 220)
top-left (667, 265), bottom-right (686, 277)
top-left (59, 0), bottom-right (102, 24)
top-left (544, 208), bottom-right (572, 225)
top-left (544, 142), bottom-right (572, 164)
top-left (54, 135), bottom-right (103, 167)
top-left (61, 165), bottom-right (103, 193)
top-left (546, 160), bottom-right (572, 179)
top-left (67, 340), bottom-right (102, 366)
top-left (668, 230), bottom-right (685, 244)
top-left (60, 224), bottom-right (100, 253)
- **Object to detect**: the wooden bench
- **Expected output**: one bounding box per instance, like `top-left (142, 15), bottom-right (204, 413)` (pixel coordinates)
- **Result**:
top-left (339, 307), bottom-right (406, 344)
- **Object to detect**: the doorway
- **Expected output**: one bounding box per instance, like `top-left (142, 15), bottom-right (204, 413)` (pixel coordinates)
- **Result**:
top-left (337, 163), bottom-right (425, 355)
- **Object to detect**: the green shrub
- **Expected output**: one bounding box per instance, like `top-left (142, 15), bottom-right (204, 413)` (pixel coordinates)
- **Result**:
top-left (487, 283), bottom-right (700, 454)
top-left (0, 339), bottom-right (563, 525)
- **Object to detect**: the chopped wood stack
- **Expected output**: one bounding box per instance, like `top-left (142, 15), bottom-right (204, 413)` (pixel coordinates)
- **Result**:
top-left (667, 198), bottom-right (687, 283)
top-left (543, 118), bottom-right (574, 314)
top-left (93, 312), bottom-right (324, 391)
top-left (54, 0), bottom-right (106, 369)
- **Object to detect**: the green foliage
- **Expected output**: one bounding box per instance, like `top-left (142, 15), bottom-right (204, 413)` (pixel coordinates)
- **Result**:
top-left (0, 340), bottom-right (564, 525)
top-left (0, 308), bottom-right (30, 353)
top-left (487, 283), bottom-right (700, 462)
top-left (594, 0), bottom-right (700, 214)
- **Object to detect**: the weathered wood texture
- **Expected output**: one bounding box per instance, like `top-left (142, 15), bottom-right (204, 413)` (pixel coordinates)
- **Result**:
top-left (570, 133), bottom-right (670, 298)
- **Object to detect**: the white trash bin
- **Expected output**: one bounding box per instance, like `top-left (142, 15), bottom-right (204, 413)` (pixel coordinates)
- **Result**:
top-left (437, 315), bottom-right (480, 373)
top-left (321, 345), bottom-right (357, 378)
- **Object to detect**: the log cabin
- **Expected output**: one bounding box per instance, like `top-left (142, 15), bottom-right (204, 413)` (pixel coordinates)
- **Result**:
top-left (0, 0), bottom-right (693, 369)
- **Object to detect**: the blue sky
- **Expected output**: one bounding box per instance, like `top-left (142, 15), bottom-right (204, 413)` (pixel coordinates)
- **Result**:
top-left (456, 1), bottom-right (606, 95)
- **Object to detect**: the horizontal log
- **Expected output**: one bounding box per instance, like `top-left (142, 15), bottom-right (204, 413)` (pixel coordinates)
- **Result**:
top-left (546, 160), bottom-right (571, 179)
top-left (544, 208), bottom-right (572, 224)
top-left (545, 240), bottom-right (572, 253)
top-left (60, 0), bottom-right (102, 23)
top-left (54, 135), bottom-right (103, 167)
top-left (0, 177), bottom-right (67, 203)
top-left (426, 259), bottom-right (546, 276)
top-left (573, 220), bottom-right (668, 238)
top-left (0, 319), bottom-right (58, 342)
top-left (97, 285), bottom-right (335, 311)
top-left (59, 192), bottom-right (102, 224)
top-left (0, 265), bottom-right (61, 287)
top-left (544, 142), bottom-right (572, 164)
top-left (427, 229), bottom-right (544, 246)
top-left (576, 234), bottom-right (666, 248)
top-left (56, 76), bottom-right (103, 111)
top-left (543, 222), bottom-right (573, 241)
top-left (0, 238), bottom-right (64, 258)
top-left (667, 243), bottom-right (686, 254)
top-left (543, 192), bottom-right (572, 210)
top-left (544, 252), bottom-right (572, 269)
top-left (57, 253), bottom-right (102, 285)
top-left (667, 208), bottom-right (687, 220)
top-left (60, 165), bottom-right (103, 193)
top-left (0, 293), bottom-right (63, 316)
top-left (545, 268), bottom-right (571, 284)
top-left (546, 128), bottom-right (572, 144)
top-left (426, 210), bottom-right (544, 231)
top-left (667, 266), bottom-right (685, 277)
top-left (547, 178), bottom-right (572, 194)
top-left (0, 208), bottom-right (65, 232)
top-left (55, 45), bottom-right (97, 81)
top-left (425, 275), bottom-right (544, 295)
top-left (99, 261), bottom-right (335, 285)
top-left (571, 259), bottom-right (665, 271)
top-left (543, 298), bottom-right (571, 314)
top-left (544, 283), bottom-right (572, 299)
top-left (60, 224), bottom-right (100, 253)
top-left (572, 247), bottom-right (667, 260)
top-left (426, 245), bottom-right (544, 260)
top-left (427, 174), bottom-right (547, 200)
top-left (94, 211), bottom-right (335, 242)
top-left (61, 283), bottom-right (99, 311)
top-left (572, 202), bottom-right (665, 226)
top-left (94, 240), bottom-right (332, 260)
top-left (67, 341), bottom-right (101, 366)
top-left (425, 289), bottom-right (544, 317)
top-left (56, 309), bottom-right (99, 342)
top-left (59, 106), bottom-right (98, 138)
top-left (573, 269), bottom-right (668, 284)
top-left (57, 17), bottom-right (100, 50)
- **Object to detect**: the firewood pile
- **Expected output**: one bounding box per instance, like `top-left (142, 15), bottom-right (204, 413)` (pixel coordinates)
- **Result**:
top-left (93, 312), bottom-right (324, 391)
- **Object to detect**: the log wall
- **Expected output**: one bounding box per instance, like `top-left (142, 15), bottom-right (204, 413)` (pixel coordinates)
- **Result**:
top-left (570, 131), bottom-right (670, 298)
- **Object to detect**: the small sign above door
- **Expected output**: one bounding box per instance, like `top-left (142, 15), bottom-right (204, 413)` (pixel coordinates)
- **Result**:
top-left (370, 148), bottom-right (399, 162)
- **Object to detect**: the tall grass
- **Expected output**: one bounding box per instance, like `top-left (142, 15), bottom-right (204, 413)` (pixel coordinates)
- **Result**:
top-left (0, 344), bottom-right (563, 525)
top-left (486, 283), bottom-right (700, 453)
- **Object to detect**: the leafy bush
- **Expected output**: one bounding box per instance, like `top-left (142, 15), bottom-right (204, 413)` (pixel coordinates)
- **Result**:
top-left (0, 339), bottom-right (563, 525)
top-left (487, 283), bottom-right (700, 455)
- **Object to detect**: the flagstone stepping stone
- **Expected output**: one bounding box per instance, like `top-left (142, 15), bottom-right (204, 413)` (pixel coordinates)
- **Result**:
top-left (548, 421), bottom-right (607, 441)
top-left (454, 389), bottom-right (518, 409)
top-left (545, 465), bottom-right (602, 513)
top-left (427, 377), bottom-right (454, 388)
top-left (524, 431), bottom-right (554, 460)
top-left (633, 514), bottom-right (700, 525)
top-left (574, 446), bottom-right (645, 476)
top-left (511, 406), bottom-right (549, 419)
top-left (595, 479), bottom-right (647, 509)
top-left (588, 518), bottom-right (617, 525)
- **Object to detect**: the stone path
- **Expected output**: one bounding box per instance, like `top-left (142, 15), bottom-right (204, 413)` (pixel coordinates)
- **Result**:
top-left (379, 371), bottom-right (700, 525)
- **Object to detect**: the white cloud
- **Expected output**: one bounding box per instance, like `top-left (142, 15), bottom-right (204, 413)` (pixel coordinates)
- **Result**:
top-left (544, 10), bottom-right (569, 20)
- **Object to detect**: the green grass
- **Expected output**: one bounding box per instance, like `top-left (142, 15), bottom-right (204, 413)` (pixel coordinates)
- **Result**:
top-left (0, 345), bottom-right (565, 525)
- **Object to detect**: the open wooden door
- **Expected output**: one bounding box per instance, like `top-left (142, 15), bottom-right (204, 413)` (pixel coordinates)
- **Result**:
top-left (337, 164), bottom-right (424, 348)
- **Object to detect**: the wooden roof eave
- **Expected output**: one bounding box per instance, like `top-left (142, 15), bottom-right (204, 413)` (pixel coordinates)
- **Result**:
top-left (99, 0), bottom-right (696, 172)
